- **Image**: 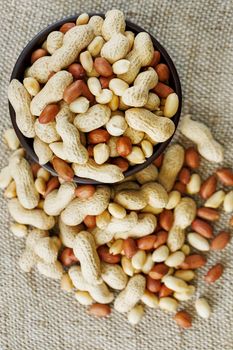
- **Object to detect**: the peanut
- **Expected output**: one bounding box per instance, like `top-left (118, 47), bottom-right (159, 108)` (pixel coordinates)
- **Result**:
top-left (197, 207), bottom-right (220, 221)
top-left (67, 63), bottom-right (85, 79)
top-left (210, 231), bottom-right (230, 250)
top-left (88, 303), bottom-right (111, 317)
top-left (204, 263), bottom-right (224, 283)
top-left (199, 175), bottom-right (217, 199)
top-left (174, 311), bottom-right (192, 329)
top-left (31, 48), bottom-right (47, 64)
top-left (94, 57), bottom-right (113, 77)
top-left (185, 147), bottom-right (200, 169)
top-left (216, 167), bottom-right (233, 186)
top-left (191, 219), bottom-right (213, 238)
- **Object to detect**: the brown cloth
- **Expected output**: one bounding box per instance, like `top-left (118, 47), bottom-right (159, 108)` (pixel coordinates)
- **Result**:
top-left (0, 1), bottom-right (233, 349)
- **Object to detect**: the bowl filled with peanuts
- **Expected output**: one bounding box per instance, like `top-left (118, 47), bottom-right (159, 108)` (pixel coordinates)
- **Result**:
top-left (8, 10), bottom-right (181, 184)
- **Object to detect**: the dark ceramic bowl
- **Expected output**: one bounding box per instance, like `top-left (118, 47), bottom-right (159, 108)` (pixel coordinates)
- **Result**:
top-left (9, 13), bottom-right (182, 184)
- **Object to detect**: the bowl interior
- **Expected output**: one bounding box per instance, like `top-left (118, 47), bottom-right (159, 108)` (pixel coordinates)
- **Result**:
top-left (9, 13), bottom-right (182, 185)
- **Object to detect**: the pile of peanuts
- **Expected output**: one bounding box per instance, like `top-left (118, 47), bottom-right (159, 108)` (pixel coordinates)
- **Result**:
top-left (1, 110), bottom-right (232, 328)
top-left (8, 10), bottom-right (179, 183)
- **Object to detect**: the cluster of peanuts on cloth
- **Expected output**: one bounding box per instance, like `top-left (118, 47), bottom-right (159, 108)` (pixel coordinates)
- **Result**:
top-left (1, 100), bottom-right (233, 327)
top-left (8, 9), bottom-right (179, 183)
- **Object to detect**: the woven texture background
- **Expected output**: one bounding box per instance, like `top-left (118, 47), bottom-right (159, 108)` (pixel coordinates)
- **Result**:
top-left (0, 1), bottom-right (233, 349)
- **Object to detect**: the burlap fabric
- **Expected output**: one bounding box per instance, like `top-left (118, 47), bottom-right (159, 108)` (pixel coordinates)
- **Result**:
top-left (0, 1), bottom-right (233, 349)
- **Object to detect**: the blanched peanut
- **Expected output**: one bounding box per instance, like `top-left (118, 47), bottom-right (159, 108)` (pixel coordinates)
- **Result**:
top-left (159, 297), bottom-right (178, 312)
top-left (163, 93), bottom-right (179, 118)
top-left (109, 239), bottom-right (124, 255)
top-left (76, 13), bottom-right (89, 25)
top-left (141, 253), bottom-right (154, 274)
top-left (126, 146), bottom-right (145, 164)
top-left (35, 177), bottom-right (46, 195)
top-left (163, 276), bottom-right (189, 293)
top-left (109, 78), bottom-right (129, 96)
top-left (96, 89), bottom-right (113, 104)
top-left (204, 190), bottom-right (225, 208)
top-left (23, 77), bottom-right (40, 96)
top-left (141, 290), bottom-right (159, 308)
top-left (165, 191), bottom-right (181, 209)
top-left (174, 270), bottom-right (195, 281)
top-left (174, 285), bottom-right (196, 301)
top-left (37, 168), bottom-right (50, 181)
top-left (223, 191), bottom-right (233, 213)
top-left (93, 143), bottom-right (110, 164)
top-left (87, 77), bottom-right (102, 96)
top-left (152, 245), bottom-right (169, 262)
top-left (141, 140), bottom-right (153, 158)
top-left (112, 59), bottom-right (130, 74)
top-left (186, 174), bottom-right (201, 194)
top-left (108, 94), bottom-right (119, 111)
top-left (75, 291), bottom-right (94, 305)
top-left (88, 36), bottom-right (104, 57)
top-left (106, 115), bottom-right (127, 136)
top-left (80, 51), bottom-right (93, 73)
top-left (195, 298), bottom-right (211, 319)
top-left (69, 97), bottom-right (89, 113)
top-left (131, 250), bottom-right (147, 270)
top-left (108, 203), bottom-right (126, 219)
top-left (121, 256), bottom-right (134, 276)
top-left (181, 244), bottom-right (191, 255)
top-left (187, 233), bottom-right (210, 251)
top-left (165, 251), bottom-right (185, 267)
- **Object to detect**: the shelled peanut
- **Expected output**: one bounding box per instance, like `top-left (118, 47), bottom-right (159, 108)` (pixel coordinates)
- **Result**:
top-left (8, 9), bottom-right (179, 183)
top-left (1, 128), bottom-right (232, 328)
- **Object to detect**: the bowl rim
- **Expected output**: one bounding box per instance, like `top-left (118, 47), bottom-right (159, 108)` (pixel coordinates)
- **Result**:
top-left (9, 13), bottom-right (182, 185)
